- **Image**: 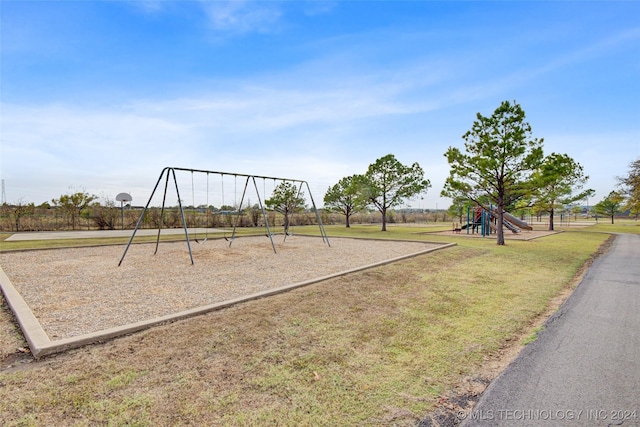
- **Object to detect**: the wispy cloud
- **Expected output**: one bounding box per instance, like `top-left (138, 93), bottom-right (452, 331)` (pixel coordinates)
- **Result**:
top-left (302, 0), bottom-right (338, 17)
top-left (125, 52), bottom-right (456, 133)
top-left (1, 103), bottom-right (197, 201)
top-left (199, 0), bottom-right (283, 34)
top-left (0, 30), bottom-right (557, 205)
top-left (0, 53), bottom-right (452, 205)
top-left (2, 3), bottom-right (637, 208)
top-left (129, 0), bottom-right (166, 15)
top-left (519, 27), bottom-right (640, 81)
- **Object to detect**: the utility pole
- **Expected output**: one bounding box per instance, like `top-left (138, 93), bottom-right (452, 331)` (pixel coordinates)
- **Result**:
top-left (1, 179), bottom-right (6, 205)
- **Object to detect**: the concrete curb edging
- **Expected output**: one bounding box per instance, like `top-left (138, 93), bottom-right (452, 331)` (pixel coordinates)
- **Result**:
top-left (0, 267), bottom-right (50, 353)
top-left (1, 242), bottom-right (456, 358)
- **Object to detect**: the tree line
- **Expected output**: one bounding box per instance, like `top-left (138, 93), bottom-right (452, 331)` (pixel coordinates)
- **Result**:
top-left (0, 185), bottom-right (450, 233)
top-left (3, 101), bottom-right (638, 241)
top-left (323, 100), bottom-right (638, 244)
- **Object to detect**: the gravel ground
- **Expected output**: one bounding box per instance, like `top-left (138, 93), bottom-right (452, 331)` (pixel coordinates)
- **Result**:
top-left (0, 236), bottom-right (442, 340)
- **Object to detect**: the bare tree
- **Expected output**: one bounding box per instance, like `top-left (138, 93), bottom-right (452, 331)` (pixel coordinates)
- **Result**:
top-left (8, 200), bottom-right (35, 232)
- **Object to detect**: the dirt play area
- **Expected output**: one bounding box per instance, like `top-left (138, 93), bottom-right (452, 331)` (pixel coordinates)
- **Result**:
top-left (0, 236), bottom-right (449, 343)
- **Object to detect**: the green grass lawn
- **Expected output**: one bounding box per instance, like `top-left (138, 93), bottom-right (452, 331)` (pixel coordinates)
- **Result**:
top-left (0, 224), bottom-right (613, 425)
top-left (584, 218), bottom-right (640, 234)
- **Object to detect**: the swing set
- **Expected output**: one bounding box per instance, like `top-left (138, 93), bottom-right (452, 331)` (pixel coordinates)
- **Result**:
top-left (118, 167), bottom-right (330, 266)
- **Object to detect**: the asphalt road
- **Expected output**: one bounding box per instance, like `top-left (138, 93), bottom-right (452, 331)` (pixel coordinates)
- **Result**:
top-left (462, 233), bottom-right (640, 427)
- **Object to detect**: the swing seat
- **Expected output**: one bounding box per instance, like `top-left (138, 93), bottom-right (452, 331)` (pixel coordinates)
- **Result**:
top-left (191, 172), bottom-right (211, 244)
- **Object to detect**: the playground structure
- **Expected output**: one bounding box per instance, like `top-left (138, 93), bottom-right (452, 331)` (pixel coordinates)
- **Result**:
top-left (455, 205), bottom-right (533, 236)
top-left (119, 167), bottom-right (330, 265)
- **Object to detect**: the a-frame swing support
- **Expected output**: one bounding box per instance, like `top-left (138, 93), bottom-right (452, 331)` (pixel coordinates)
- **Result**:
top-left (118, 167), bottom-right (330, 266)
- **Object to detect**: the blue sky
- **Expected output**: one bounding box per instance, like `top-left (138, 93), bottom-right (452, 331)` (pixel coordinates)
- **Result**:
top-left (1, 1), bottom-right (639, 210)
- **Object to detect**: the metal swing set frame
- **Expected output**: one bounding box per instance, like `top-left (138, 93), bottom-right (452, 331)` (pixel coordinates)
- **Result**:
top-left (118, 167), bottom-right (330, 266)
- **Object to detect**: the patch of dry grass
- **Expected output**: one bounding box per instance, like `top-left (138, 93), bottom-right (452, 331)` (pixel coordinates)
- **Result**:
top-left (0, 228), bottom-right (609, 426)
top-left (0, 299), bottom-right (27, 362)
